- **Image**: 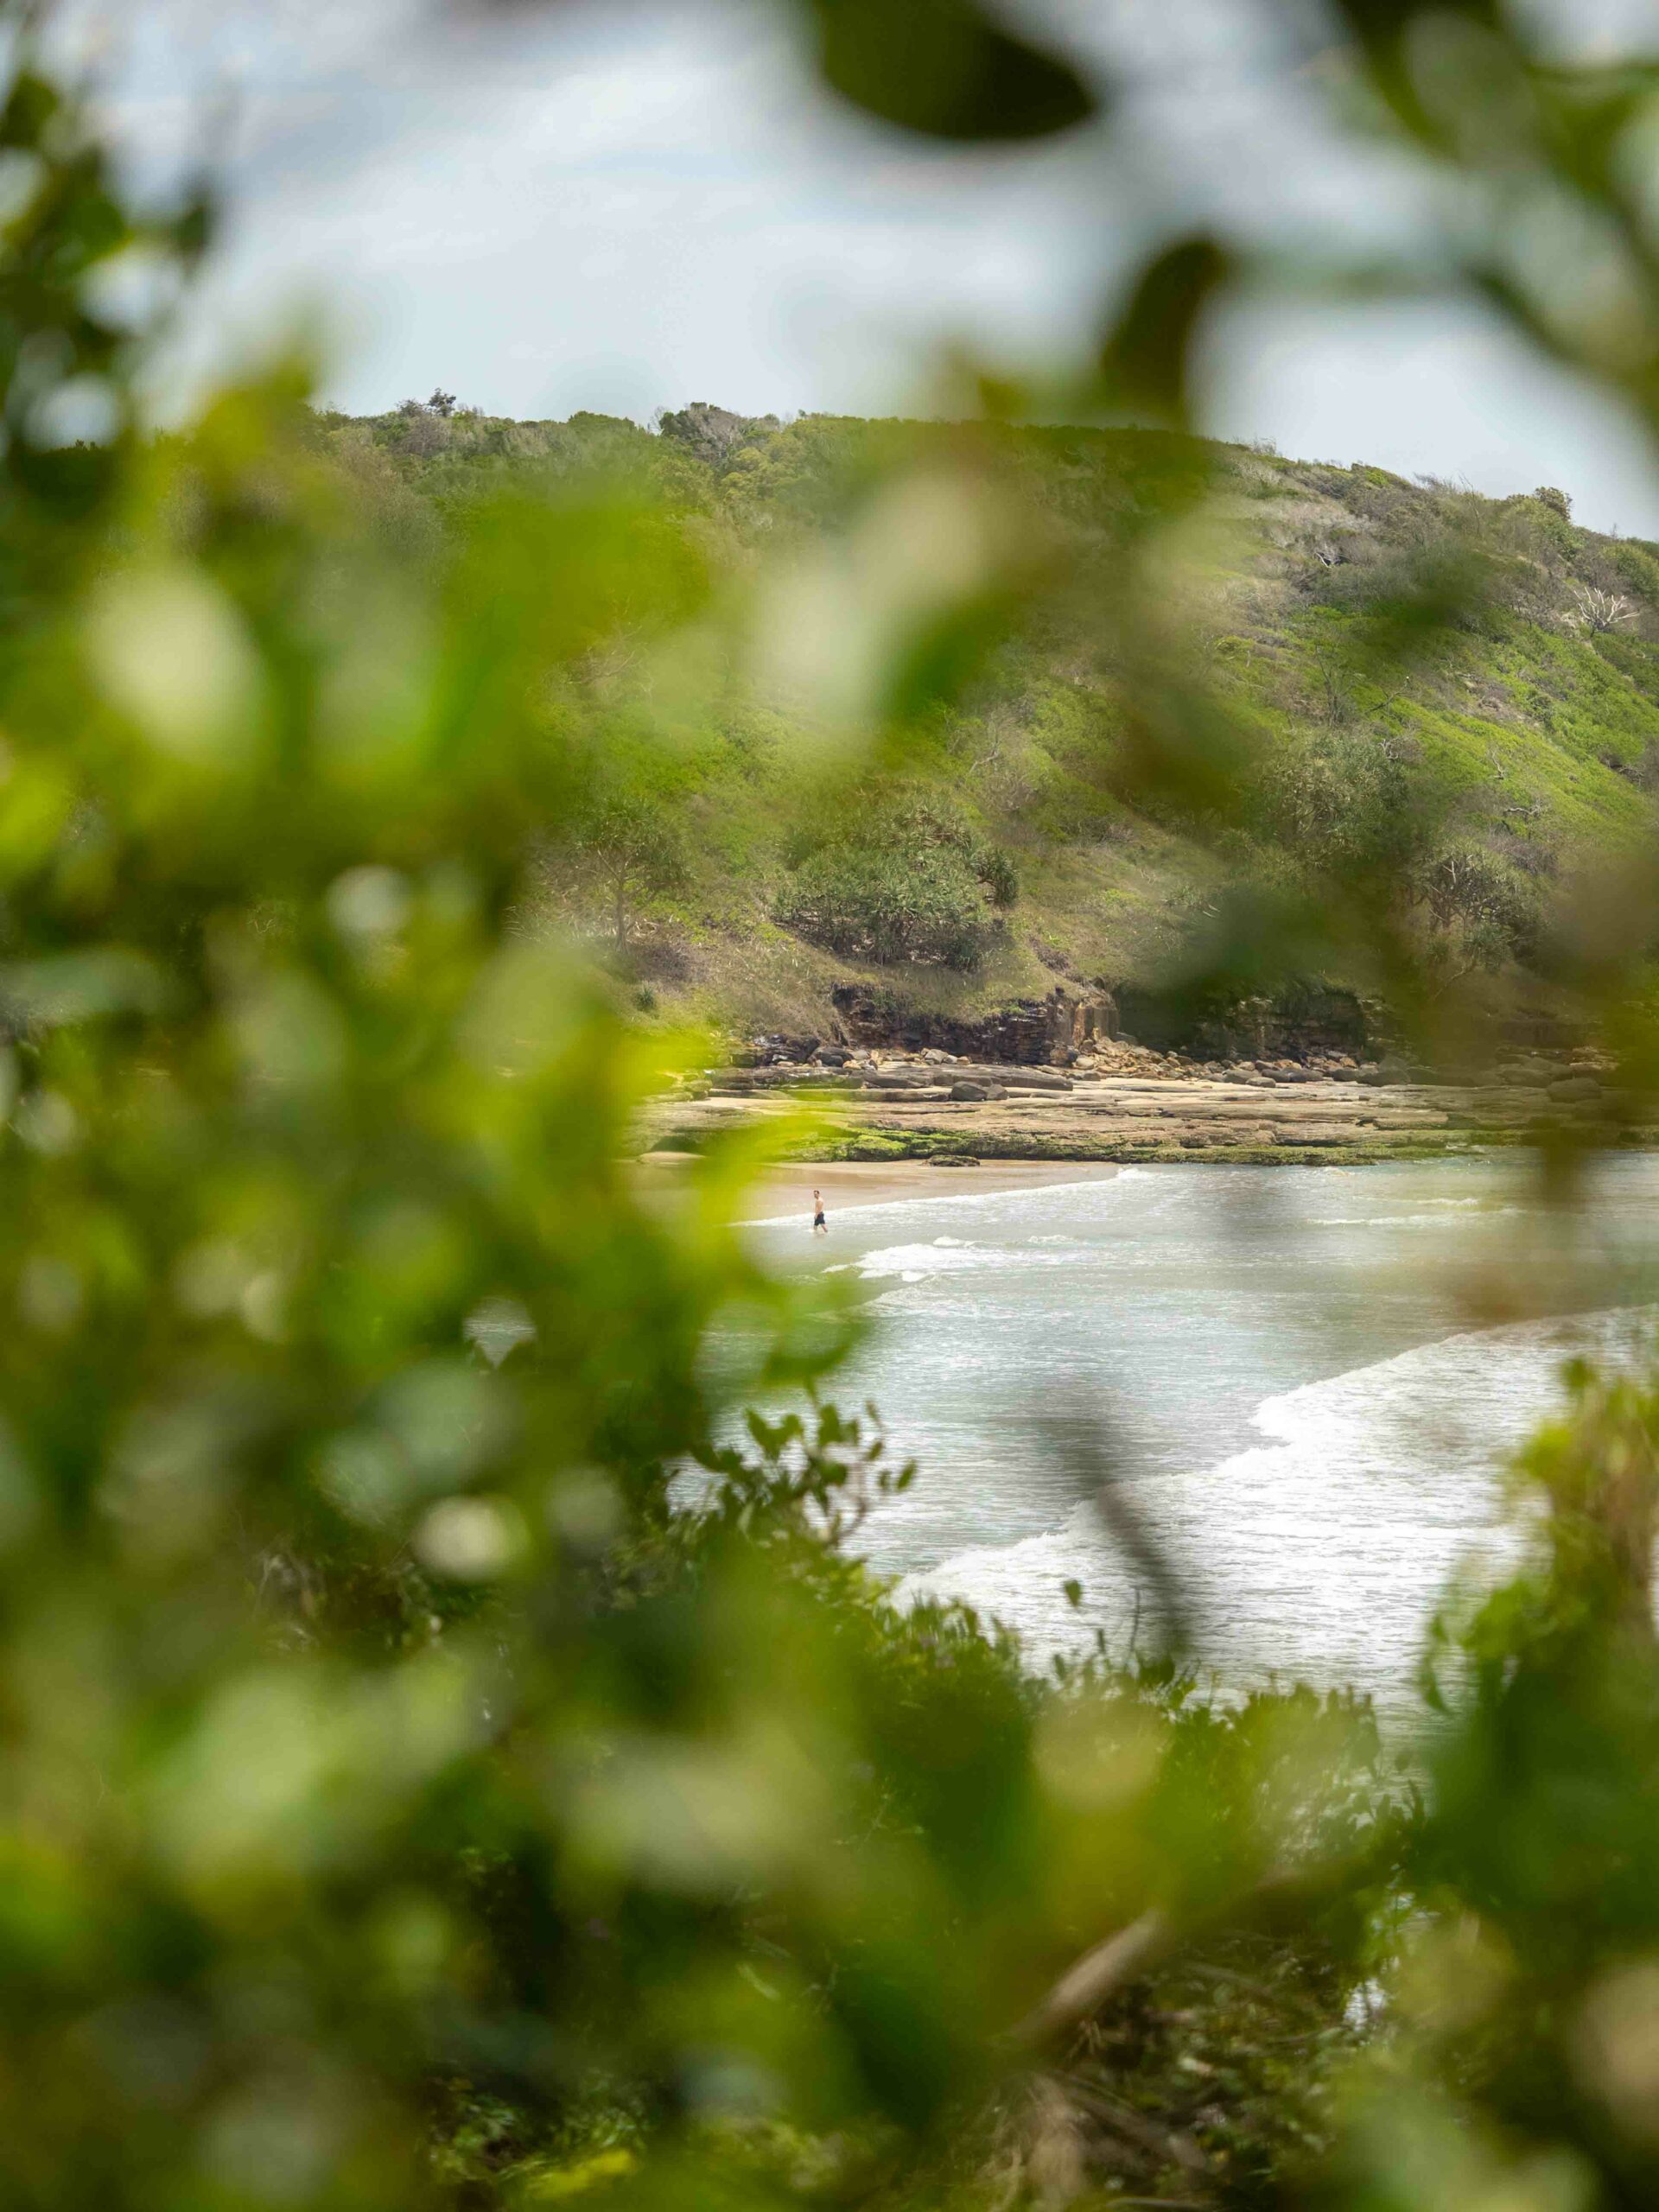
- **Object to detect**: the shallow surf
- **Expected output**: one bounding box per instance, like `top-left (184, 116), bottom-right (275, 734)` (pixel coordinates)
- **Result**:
top-left (744, 1154), bottom-right (1659, 1711)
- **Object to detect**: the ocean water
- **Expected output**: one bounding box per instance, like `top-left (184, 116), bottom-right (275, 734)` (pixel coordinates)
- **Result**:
top-left (743, 1156), bottom-right (1659, 1708)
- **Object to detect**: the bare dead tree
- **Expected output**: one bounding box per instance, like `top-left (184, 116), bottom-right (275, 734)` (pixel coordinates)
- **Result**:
top-left (1564, 581), bottom-right (1638, 634)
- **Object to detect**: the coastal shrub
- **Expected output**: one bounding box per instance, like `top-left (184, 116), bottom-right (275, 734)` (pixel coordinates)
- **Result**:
top-left (778, 838), bottom-right (999, 966)
top-left (566, 788), bottom-right (690, 950)
top-left (1251, 724), bottom-right (1421, 875)
top-left (777, 800), bottom-right (1017, 969)
top-left (1337, 1366), bottom-right (1659, 2212)
top-left (1414, 842), bottom-right (1541, 970)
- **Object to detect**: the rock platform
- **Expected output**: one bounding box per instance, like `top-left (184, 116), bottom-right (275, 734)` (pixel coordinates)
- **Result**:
top-left (643, 1039), bottom-right (1650, 1164)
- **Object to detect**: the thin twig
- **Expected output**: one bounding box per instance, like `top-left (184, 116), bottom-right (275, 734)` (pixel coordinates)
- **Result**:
top-left (1063, 2080), bottom-right (1209, 2175)
top-left (1014, 1856), bottom-right (1382, 2049)
top-left (1014, 1908), bottom-right (1173, 2045)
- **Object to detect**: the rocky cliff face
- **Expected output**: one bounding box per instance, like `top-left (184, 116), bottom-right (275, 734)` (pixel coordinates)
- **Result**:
top-left (822, 980), bottom-right (1580, 1071)
top-left (830, 984), bottom-right (1117, 1065)
top-left (1114, 985), bottom-right (1375, 1064)
top-left (829, 981), bottom-right (1389, 1067)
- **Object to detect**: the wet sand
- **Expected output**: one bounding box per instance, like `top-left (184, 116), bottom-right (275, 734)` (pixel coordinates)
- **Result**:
top-left (635, 1153), bottom-right (1121, 1224)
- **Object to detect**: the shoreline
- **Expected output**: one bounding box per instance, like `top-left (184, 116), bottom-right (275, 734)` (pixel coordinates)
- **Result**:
top-left (635, 1154), bottom-right (1127, 1224)
top-left (641, 1065), bottom-right (1632, 1169)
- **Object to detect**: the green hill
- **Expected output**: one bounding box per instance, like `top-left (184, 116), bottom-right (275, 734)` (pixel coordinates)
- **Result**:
top-left (306, 397), bottom-right (1659, 1049)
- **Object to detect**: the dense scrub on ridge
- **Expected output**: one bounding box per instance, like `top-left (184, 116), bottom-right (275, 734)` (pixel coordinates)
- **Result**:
top-left (305, 399), bottom-right (1659, 1041)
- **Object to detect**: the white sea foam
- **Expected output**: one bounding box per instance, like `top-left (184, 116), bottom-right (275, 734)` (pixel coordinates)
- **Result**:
top-left (726, 1154), bottom-right (1659, 1715)
top-left (852, 1238), bottom-right (1084, 1282)
top-left (895, 1306), bottom-right (1659, 1713)
top-left (855, 1242), bottom-right (989, 1281)
top-left (738, 1174), bottom-right (1126, 1228)
top-left (1310, 1208), bottom-right (1530, 1229)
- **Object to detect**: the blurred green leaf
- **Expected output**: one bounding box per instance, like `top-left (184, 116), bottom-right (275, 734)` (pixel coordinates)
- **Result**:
top-left (1097, 236), bottom-right (1236, 430)
top-left (807, 0), bottom-right (1097, 142)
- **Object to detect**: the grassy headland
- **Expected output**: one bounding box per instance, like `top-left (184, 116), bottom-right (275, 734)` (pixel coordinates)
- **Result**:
top-left (307, 398), bottom-right (1659, 1052)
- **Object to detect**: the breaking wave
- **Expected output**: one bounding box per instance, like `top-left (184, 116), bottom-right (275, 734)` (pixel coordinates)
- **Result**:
top-left (895, 1306), bottom-right (1659, 1713)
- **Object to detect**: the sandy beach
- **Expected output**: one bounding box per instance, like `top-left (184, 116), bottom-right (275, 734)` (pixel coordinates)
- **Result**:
top-left (635, 1153), bottom-right (1122, 1224)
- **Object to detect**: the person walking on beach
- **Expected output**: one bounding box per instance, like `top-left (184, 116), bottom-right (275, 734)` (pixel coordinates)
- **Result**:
top-left (811, 1188), bottom-right (828, 1235)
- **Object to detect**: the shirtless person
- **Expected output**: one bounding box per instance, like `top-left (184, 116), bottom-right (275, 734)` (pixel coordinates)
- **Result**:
top-left (811, 1188), bottom-right (828, 1235)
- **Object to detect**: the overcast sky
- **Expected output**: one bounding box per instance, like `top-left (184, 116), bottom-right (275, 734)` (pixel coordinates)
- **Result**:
top-left (47, 0), bottom-right (1659, 533)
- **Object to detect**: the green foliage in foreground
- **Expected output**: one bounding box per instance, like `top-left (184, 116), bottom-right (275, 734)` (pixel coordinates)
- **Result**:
top-left (0, 51), bottom-right (1402, 2211)
top-left (11, 11), bottom-right (1659, 2212)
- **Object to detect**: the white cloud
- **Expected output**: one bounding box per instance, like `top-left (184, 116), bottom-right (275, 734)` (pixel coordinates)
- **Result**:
top-left (47, 0), bottom-right (1659, 526)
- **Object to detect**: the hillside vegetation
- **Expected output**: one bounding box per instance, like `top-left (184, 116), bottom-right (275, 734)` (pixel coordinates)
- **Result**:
top-left (307, 396), bottom-right (1659, 1046)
